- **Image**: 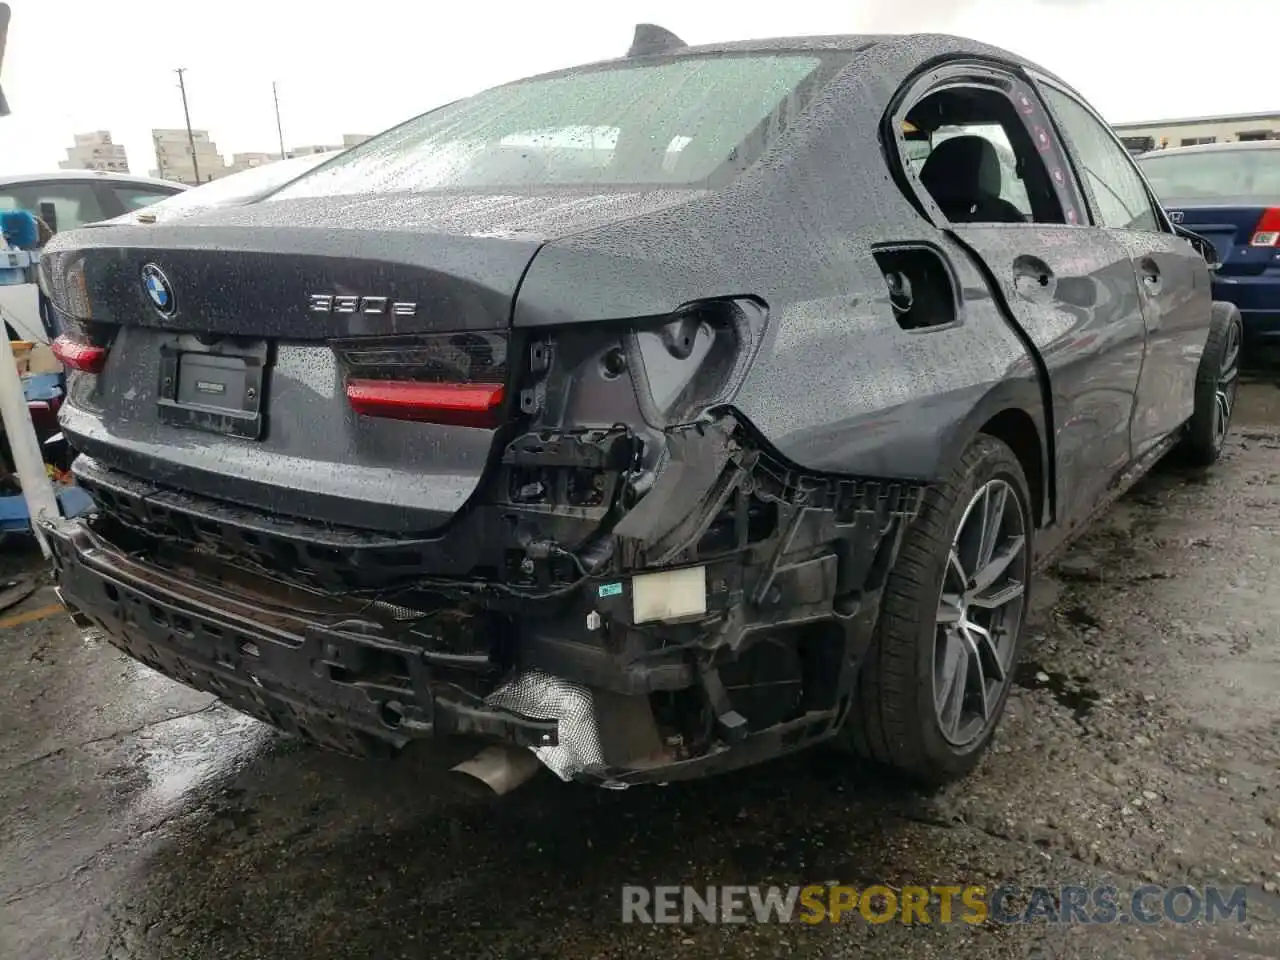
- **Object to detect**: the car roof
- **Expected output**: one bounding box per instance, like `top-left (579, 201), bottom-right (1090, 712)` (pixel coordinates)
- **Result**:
top-left (520, 31), bottom-right (1059, 90)
top-left (1138, 140), bottom-right (1280, 158)
top-left (708, 32), bottom-right (1018, 54)
top-left (0, 169), bottom-right (186, 190)
top-left (615, 30), bottom-right (1028, 59)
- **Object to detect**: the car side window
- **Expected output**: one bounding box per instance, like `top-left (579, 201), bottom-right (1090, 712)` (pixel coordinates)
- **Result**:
top-left (111, 185), bottom-right (180, 212)
top-left (901, 82), bottom-right (1077, 226)
top-left (0, 181), bottom-right (106, 234)
top-left (915, 124), bottom-right (1034, 218)
top-left (1038, 86), bottom-right (1161, 232)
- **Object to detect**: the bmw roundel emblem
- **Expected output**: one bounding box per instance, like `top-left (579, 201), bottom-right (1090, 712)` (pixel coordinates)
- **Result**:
top-left (141, 263), bottom-right (176, 316)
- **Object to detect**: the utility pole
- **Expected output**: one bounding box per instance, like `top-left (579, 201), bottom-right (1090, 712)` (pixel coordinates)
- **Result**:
top-left (175, 67), bottom-right (200, 184)
top-left (273, 81), bottom-right (286, 159)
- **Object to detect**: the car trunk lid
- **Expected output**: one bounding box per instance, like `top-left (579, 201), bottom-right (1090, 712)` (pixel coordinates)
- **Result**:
top-left (49, 196), bottom-right (559, 534)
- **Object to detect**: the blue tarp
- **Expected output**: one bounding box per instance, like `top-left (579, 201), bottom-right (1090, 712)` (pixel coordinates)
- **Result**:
top-left (0, 485), bottom-right (93, 533)
top-left (23, 372), bottom-right (60, 402)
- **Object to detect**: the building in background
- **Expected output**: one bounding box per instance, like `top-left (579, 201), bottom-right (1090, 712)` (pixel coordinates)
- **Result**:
top-left (1113, 111), bottom-right (1280, 155)
top-left (225, 151), bottom-right (282, 174)
top-left (287, 144), bottom-right (341, 158)
top-left (289, 134), bottom-right (371, 157)
top-left (145, 131), bottom-right (372, 183)
top-left (59, 131), bottom-right (129, 173)
top-left (149, 128), bottom-right (228, 184)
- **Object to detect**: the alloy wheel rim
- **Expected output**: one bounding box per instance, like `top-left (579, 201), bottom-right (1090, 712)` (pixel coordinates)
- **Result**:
top-left (932, 478), bottom-right (1028, 747)
top-left (1213, 321), bottom-right (1241, 448)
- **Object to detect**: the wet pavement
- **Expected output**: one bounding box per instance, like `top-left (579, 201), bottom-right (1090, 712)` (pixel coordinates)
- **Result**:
top-left (3, 384), bottom-right (1280, 959)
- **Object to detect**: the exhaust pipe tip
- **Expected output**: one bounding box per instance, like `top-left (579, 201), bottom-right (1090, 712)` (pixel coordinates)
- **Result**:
top-left (54, 587), bottom-right (93, 629)
top-left (449, 744), bottom-right (543, 797)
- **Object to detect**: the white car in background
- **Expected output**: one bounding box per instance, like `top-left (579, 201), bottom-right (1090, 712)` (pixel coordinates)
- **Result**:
top-left (2, 155), bottom-right (339, 343)
top-left (0, 170), bottom-right (185, 342)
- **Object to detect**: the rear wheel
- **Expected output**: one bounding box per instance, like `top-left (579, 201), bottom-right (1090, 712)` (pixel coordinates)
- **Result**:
top-left (1178, 302), bottom-right (1242, 467)
top-left (844, 435), bottom-right (1033, 785)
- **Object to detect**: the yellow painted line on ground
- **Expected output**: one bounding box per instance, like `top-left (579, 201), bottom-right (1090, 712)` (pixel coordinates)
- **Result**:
top-left (0, 603), bottom-right (66, 630)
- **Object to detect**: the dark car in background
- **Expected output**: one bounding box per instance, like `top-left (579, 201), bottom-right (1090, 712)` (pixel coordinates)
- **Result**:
top-left (37, 28), bottom-right (1238, 792)
top-left (1138, 140), bottom-right (1280, 353)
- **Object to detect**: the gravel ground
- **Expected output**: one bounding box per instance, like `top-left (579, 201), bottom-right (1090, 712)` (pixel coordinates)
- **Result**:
top-left (2, 383), bottom-right (1279, 960)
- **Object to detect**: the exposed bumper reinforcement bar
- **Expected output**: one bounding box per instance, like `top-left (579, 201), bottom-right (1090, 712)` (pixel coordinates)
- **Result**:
top-left (43, 518), bottom-right (560, 759)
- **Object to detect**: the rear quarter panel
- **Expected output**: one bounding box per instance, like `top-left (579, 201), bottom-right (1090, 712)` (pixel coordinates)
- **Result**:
top-left (514, 48), bottom-right (1048, 489)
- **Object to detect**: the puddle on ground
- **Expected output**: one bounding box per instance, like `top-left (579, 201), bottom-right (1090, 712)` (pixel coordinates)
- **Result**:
top-left (1014, 661), bottom-right (1100, 723)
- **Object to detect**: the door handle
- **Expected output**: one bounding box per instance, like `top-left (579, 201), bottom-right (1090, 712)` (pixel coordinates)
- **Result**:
top-left (1012, 255), bottom-right (1056, 301)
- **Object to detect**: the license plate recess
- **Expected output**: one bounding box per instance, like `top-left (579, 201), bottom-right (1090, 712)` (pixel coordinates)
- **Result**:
top-left (157, 336), bottom-right (269, 439)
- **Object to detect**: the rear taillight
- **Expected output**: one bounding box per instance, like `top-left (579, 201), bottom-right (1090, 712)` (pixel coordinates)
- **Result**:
top-left (331, 332), bottom-right (510, 429)
top-left (345, 380), bottom-right (505, 428)
top-left (51, 334), bottom-right (107, 373)
top-left (38, 252), bottom-right (93, 321)
top-left (1250, 207), bottom-right (1280, 247)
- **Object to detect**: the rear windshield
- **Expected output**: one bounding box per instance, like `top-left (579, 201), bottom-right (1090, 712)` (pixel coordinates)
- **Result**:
top-left (147, 153), bottom-right (338, 215)
top-left (271, 53), bottom-right (835, 198)
top-left (1138, 148), bottom-right (1280, 202)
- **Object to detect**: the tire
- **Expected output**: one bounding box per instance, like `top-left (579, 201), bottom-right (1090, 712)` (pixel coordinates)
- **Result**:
top-left (1177, 302), bottom-right (1242, 468)
top-left (843, 434), bottom-right (1034, 785)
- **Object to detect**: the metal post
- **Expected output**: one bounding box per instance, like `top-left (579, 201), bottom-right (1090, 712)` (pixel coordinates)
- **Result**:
top-left (176, 67), bottom-right (200, 184)
top-left (273, 81), bottom-right (286, 159)
top-left (0, 3), bottom-right (10, 116)
top-left (0, 3), bottom-right (52, 554)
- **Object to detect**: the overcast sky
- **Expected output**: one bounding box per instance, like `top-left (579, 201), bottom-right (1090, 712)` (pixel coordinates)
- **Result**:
top-left (0, 0), bottom-right (1273, 177)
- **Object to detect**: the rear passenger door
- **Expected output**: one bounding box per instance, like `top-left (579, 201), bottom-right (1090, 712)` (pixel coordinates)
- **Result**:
top-left (893, 64), bottom-right (1148, 532)
top-left (1032, 79), bottom-right (1210, 455)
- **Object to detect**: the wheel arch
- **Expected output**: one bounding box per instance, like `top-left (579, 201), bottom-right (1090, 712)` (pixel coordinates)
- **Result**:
top-left (945, 378), bottom-right (1052, 530)
top-left (980, 407), bottom-right (1047, 531)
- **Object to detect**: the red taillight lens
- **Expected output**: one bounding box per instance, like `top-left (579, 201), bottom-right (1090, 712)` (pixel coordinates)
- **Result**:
top-left (345, 379), bottom-right (505, 428)
top-left (332, 332), bottom-right (510, 429)
top-left (51, 334), bottom-right (107, 373)
top-left (1250, 207), bottom-right (1280, 247)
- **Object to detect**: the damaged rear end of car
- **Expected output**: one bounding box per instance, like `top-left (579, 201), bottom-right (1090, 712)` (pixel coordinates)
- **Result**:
top-left (41, 242), bottom-right (923, 786)
top-left (36, 36), bottom-right (969, 788)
